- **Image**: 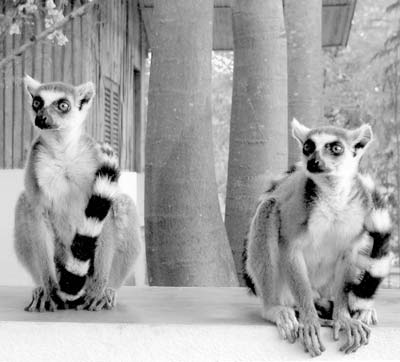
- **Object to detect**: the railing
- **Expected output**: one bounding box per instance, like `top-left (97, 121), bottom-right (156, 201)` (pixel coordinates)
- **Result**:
top-left (383, 266), bottom-right (400, 288)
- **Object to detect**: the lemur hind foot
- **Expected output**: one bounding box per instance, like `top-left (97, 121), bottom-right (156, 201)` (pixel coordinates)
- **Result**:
top-left (24, 286), bottom-right (58, 313)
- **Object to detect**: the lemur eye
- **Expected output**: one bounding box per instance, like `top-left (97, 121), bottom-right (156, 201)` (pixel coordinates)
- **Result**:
top-left (329, 142), bottom-right (344, 156)
top-left (303, 139), bottom-right (315, 156)
top-left (32, 96), bottom-right (43, 111)
top-left (57, 100), bottom-right (70, 113)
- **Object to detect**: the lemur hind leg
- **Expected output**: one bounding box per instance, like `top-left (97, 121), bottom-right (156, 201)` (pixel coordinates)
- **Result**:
top-left (348, 253), bottom-right (378, 325)
top-left (105, 194), bottom-right (142, 308)
top-left (14, 193), bottom-right (58, 312)
top-left (348, 197), bottom-right (393, 326)
top-left (246, 198), bottom-right (299, 343)
top-left (108, 194), bottom-right (141, 289)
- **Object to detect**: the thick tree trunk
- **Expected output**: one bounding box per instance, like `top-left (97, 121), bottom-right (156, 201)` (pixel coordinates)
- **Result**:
top-left (225, 0), bottom-right (288, 283)
top-left (145, 0), bottom-right (238, 286)
top-left (285, 0), bottom-right (323, 166)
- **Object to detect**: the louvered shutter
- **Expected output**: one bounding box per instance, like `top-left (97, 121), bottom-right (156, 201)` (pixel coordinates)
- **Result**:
top-left (103, 77), bottom-right (120, 156)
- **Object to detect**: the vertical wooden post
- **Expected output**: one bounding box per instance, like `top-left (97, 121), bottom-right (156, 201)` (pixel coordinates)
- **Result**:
top-left (145, 0), bottom-right (238, 286)
top-left (4, 27), bottom-right (13, 168)
top-left (285, 0), bottom-right (323, 166)
top-left (225, 0), bottom-right (288, 283)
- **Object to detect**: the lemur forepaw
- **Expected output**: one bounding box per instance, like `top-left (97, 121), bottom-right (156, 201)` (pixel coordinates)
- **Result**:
top-left (333, 315), bottom-right (370, 354)
top-left (273, 307), bottom-right (299, 344)
top-left (104, 287), bottom-right (117, 308)
top-left (353, 308), bottom-right (378, 325)
top-left (298, 313), bottom-right (325, 357)
top-left (77, 287), bottom-right (116, 311)
top-left (25, 286), bottom-right (58, 312)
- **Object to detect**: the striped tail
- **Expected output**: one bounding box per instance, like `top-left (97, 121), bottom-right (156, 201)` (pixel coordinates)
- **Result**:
top-left (57, 143), bottom-right (120, 302)
top-left (348, 182), bottom-right (392, 313)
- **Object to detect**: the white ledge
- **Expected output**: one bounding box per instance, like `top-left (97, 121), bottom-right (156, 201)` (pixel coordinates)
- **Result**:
top-left (0, 287), bottom-right (399, 361)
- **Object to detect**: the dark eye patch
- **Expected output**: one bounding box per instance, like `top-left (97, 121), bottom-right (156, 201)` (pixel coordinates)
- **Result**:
top-left (326, 141), bottom-right (344, 156)
top-left (303, 139), bottom-right (316, 156)
top-left (32, 96), bottom-right (44, 112)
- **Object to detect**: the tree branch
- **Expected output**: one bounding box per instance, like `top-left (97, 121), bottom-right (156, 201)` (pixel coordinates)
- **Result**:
top-left (0, 0), bottom-right (100, 70)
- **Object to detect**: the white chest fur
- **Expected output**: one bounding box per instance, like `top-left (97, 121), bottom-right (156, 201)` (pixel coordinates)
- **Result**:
top-left (308, 197), bottom-right (365, 247)
top-left (35, 142), bottom-right (96, 209)
top-left (303, 195), bottom-right (366, 293)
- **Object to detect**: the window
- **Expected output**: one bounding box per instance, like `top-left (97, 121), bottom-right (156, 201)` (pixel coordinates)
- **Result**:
top-left (103, 77), bottom-right (120, 156)
top-left (134, 68), bottom-right (143, 172)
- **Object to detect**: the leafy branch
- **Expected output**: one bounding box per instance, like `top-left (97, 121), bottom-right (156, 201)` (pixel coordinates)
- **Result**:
top-left (0, 0), bottom-right (99, 70)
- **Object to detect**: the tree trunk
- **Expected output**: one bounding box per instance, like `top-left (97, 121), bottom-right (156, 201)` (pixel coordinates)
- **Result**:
top-left (285, 0), bottom-right (323, 166)
top-left (225, 0), bottom-right (288, 283)
top-left (394, 50), bottom-right (400, 267)
top-left (145, 0), bottom-right (238, 286)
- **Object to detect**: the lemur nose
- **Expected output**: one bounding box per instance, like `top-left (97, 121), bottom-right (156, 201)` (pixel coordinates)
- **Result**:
top-left (37, 114), bottom-right (47, 122)
top-left (35, 115), bottom-right (49, 129)
top-left (307, 157), bottom-right (325, 173)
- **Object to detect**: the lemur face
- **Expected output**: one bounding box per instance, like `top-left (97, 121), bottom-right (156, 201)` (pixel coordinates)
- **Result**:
top-left (292, 118), bottom-right (373, 178)
top-left (301, 134), bottom-right (345, 174)
top-left (24, 75), bottom-right (95, 131)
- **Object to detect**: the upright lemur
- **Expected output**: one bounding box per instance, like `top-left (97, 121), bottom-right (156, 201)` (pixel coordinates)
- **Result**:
top-left (244, 119), bottom-right (392, 356)
top-left (14, 75), bottom-right (141, 311)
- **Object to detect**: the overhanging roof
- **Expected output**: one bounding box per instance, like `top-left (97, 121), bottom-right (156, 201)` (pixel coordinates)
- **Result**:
top-left (140, 0), bottom-right (357, 50)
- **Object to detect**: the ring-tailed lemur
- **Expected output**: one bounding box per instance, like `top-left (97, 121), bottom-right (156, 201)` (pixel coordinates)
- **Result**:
top-left (243, 119), bottom-right (392, 356)
top-left (14, 75), bottom-right (141, 311)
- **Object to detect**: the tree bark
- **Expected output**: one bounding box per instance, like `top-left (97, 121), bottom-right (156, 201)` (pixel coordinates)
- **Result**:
top-left (225, 0), bottom-right (288, 283)
top-left (145, 0), bottom-right (238, 286)
top-left (285, 0), bottom-right (323, 166)
top-left (394, 49), bottom-right (400, 267)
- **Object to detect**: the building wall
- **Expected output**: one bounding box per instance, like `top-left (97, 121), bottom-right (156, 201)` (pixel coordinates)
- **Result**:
top-left (0, 0), bottom-right (147, 171)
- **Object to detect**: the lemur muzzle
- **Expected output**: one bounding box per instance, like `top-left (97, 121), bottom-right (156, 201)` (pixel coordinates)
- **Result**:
top-left (35, 110), bottom-right (53, 129)
top-left (307, 154), bottom-right (326, 173)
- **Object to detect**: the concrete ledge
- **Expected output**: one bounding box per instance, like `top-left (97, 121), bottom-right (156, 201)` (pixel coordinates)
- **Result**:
top-left (0, 287), bottom-right (399, 361)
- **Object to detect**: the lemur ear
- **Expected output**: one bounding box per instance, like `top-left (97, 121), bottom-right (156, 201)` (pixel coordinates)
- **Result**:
top-left (350, 124), bottom-right (373, 156)
top-left (24, 74), bottom-right (41, 99)
top-left (75, 82), bottom-right (95, 111)
top-left (291, 118), bottom-right (310, 145)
